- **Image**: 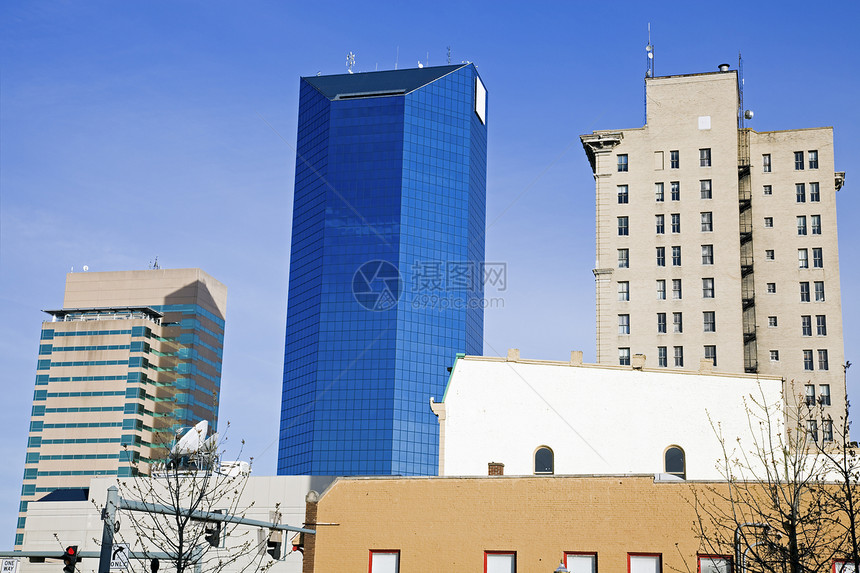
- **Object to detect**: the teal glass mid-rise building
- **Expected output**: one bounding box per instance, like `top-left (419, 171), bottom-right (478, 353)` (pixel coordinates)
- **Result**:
top-left (278, 63), bottom-right (487, 476)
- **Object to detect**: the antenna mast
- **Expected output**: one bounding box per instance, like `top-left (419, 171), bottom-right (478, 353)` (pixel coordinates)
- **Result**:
top-left (346, 51), bottom-right (355, 74)
top-left (738, 51), bottom-right (745, 128)
top-left (644, 23), bottom-right (655, 124)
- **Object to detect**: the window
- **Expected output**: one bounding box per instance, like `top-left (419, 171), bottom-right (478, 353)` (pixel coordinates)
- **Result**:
top-left (803, 349), bottom-right (814, 370)
top-left (671, 213), bottom-right (681, 233)
top-left (702, 245), bottom-right (713, 265)
top-left (617, 154), bottom-right (628, 172)
top-left (655, 214), bottom-right (665, 234)
top-left (657, 313), bottom-right (667, 334)
top-left (656, 279), bottom-right (666, 300)
top-left (820, 384), bottom-right (831, 406)
top-left (823, 420), bottom-right (833, 442)
top-left (805, 384), bottom-right (816, 406)
top-left (814, 281), bottom-right (825, 302)
top-left (618, 185), bottom-right (629, 204)
top-left (665, 446), bottom-right (685, 479)
top-left (797, 216), bottom-right (807, 235)
top-left (768, 316), bottom-right (778, 327)
top-left (656, 247), bottom-right (665, 267)
top-left (485, 552), bottom-right (516, 573)
top-left (818, 349), bottom-right (829, 370)
top-left (810, 182), bottom-right (820, 201)
top-left (618, 315), bottom-right (630, 335)
top-left (618, 281), bottom-right (629, 301)
top-left (798, 249), bottom-right (808, 268)
top-left (564, 553), bottom-right (597, 573)
top-left (763, 154), bottom-right (772, 172)
top-left (670, 150), bottom-right (679, 169)
top-left (658, 346), bottom-right (668, 367)
top-left (802, 315), bottom-right (812, 337)
top-left (813, 248), bottom-right (823, 268)
top-left (619, 347), bottom-right (631, 366)
top-left (618, 249), bottom-right (629, 268)
top-left (807, 419), bottom-right (818, 442)
top-left (629, 553), bottom-right (661, 573)
top-left (654, 151), bottom-right (664, 170)
top-left (766, 249), bottom-right (775, 261)
top-left (800, 282), bottom-right (810, 302)
top-left (767, 283), bottom-right (776, 293)
top-left (702, 278), bottom-right (714, 298)
top-left (700, 179), bottom-right (712, 199)
top-left (796, 183), bottom-right (806, 202)
top-left (655, 182), bottom-right (664, 202)
top-left (703, 311), bottom-right (715, 332)
top-left (672, 279), bottom-right (682, 299)
top-left (699, 148), bottom-right (711, 167)
top-left (764, 217), bottom-right (773, 228)
top-left (534, 446), bottom-right (554, 474)
top-left (672, 246), bottom-right (681, 266)
top-left (817, 315), bottom-right (827, 336)
top-left (835, 559), bottom-right (858, 572)
top-left (812, 214), bottom-right (821, 234)
top-left (369, 551), bottom-right (400, 573)
top-left (795, 151), bottom-right (805, 170)
top-left (704, 345), bottom-right (717, 366)
top-left (671, 181), bottom-right (680, 201)
top-left (809, 150), bottom-right (819, 169)
top-left (673, 312), bottom-right (683, 333)
top-left (698, 556), bottom-right (732, 573)
top-left (763, 184), bottom-right (773, 195)
top-left (618, 217), bottom-right (629, 236)
top-left (770, 350), bottom-right (780, 362)
top-left (701, 212), bottom-right (713, 232)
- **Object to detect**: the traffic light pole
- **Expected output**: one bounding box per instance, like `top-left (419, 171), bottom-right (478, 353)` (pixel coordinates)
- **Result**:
top-left (98, 487), bottom-right (118, 573)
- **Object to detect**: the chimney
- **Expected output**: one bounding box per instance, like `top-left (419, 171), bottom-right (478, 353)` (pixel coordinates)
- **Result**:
top-left (632, 354), bottom-right (646, 370)
top-left (488, 462), bottom-right (504, 476)
top-left (569, 350), bottom-right (583, 366)
top-left (699, 358), bottom-right (714, 373)
top-left (718, 63), bottom-right (730, 72)
top-left (506, 348), bottom-right (520, 362)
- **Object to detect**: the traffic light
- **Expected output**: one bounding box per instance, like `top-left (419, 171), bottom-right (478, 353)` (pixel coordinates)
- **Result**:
top-left (150, 558), bottom-right (160, 573)
top-left (62, 546), bottom-right (78, 573)
top-left (204, 522), bottom-right (221, 547)
top-left (266, 540), bottom-right (282, 560)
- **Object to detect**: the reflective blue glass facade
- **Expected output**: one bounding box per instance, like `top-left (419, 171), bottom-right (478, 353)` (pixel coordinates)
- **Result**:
top-left (279, 64), bottom-right (487, 476)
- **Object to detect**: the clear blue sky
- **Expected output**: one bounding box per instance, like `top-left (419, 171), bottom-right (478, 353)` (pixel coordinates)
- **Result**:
top-left (2, 0), bottom-right (858, 542)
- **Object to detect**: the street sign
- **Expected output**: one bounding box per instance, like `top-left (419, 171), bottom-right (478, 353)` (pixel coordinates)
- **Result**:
top-left (1, 559), bottom-right (18, 573)
top-left (109, 544), bottom-right (130, 570)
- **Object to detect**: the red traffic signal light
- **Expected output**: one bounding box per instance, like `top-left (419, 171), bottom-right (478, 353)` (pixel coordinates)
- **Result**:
top-left (63, 546), bottom-right (78, 573)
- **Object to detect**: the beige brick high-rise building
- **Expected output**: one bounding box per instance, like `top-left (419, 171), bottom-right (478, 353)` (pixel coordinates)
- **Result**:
top-left (581, 66), bottom-right (846, 426)
top-left (16, 268), bottom-right (227, 547)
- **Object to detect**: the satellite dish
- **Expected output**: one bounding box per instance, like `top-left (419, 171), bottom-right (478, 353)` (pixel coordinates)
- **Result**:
top-left (418, 61), bottom-right (423, 68)
top-left (744, 110), bottom-right (754, 120)
top-left (172, 420), bottom-right (209, 455)
top-left (83, 265), bottom-right (89, 272)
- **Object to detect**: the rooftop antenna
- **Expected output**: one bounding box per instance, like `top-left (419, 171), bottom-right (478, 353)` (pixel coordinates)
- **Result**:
top-left (738, 51), bottom-right (745, 128)
top-left (447, 45), bottom-right (451, 64)
top-left (149, 256), bottom-right (160, 270)
top-left (346, 51), bottom-right (355, 74)
top-left (644, 23), bottom-right (655, 124)
top-left (395, 46), bottom-right (399, 70)
top-left (426, 51), bottom-right (429, 67)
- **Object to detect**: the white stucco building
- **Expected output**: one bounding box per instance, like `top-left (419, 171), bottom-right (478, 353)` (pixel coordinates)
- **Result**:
top-left (431, 350), bottom-right (785, 480)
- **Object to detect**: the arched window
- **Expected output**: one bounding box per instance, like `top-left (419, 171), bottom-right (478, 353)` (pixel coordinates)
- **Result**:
top-left (664, 445), bottom-right (685, 479)
top-left (534, 446), bottom-right (554, 475)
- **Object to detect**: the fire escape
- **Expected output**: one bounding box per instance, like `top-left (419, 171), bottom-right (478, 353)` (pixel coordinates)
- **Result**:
top-left (738, 128), bottom-right (757, 373)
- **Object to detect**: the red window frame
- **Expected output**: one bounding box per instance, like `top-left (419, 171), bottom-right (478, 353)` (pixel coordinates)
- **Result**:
top-left (565, 551), bottom-right (597, 571)
top-left (368, 550), bottom-right (400, 573)
top-left (834, 560), bottom-right (858, 573)
top-left (628, 552), bottom-right (662, 573)
top-left (697, 554), bottom-right (733, 573)
top-left (484, 551), bottom-right (516, 573)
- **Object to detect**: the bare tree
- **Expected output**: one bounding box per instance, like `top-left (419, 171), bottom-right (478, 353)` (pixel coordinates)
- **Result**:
top-left (96, 422), bottom-right (279, 573)
top-left (690, 382), bottom-right (843, 573)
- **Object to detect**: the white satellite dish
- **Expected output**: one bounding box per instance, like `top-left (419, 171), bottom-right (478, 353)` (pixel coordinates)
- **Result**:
top-left (418, 61), bottom-right (423, 68)
top-left (172, 420), bottom-right (210, 455)
top-left (83, 265), bottom-right (89, 272)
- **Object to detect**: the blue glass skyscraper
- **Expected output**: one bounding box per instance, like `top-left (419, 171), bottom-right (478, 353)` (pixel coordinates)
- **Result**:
top-left (278, 64), bottom-right (487, 476)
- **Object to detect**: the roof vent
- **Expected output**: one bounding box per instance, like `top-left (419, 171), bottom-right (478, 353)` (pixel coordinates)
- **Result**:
top-left (718, 63), bottom-right (730, 72)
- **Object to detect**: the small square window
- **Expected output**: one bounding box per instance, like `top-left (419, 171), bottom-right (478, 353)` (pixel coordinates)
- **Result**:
top-left (810, 182), bottom-right (820, 202)
top-left (809, 150), bottom-right (819, 169)
top-left (670, 150), bottom-right (679, 169)
top-left (484, 552), bottom-right (515, 573)
top-left (763, 185), bottom-right (773, 195)
top-left (699, 148), bottom-right (711, 167)
top-left (770, 350), bottom-right (779, 362)
top-left (764, 217), bottom-right (773, 228)
top-left (767, 283), bottom-right (776, 293)
top-left (655, 182), bottom-right (664, 202)
top-left (765, 249), bottom-right (775, 261)
top-left (700, 180), bottom-right (712, 199)
top-left (699, 556), bottom-right (731, 573)
top-left (617, 154), bottom-right (628, 172)
top-left (618, 249), bottom-right (629, 268)
top-left (796, 183), bottom-right (806, 203)
top-left (795, 151), bottom-right (805, 170)
top-left (617, 185), bottom-right (629, 204)
top-left (768, 316), bottom-right (778, 327)
top-left (370, 551), bottom-right (400, 573)
top-left (763, 154), bottom-right (772, 173)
